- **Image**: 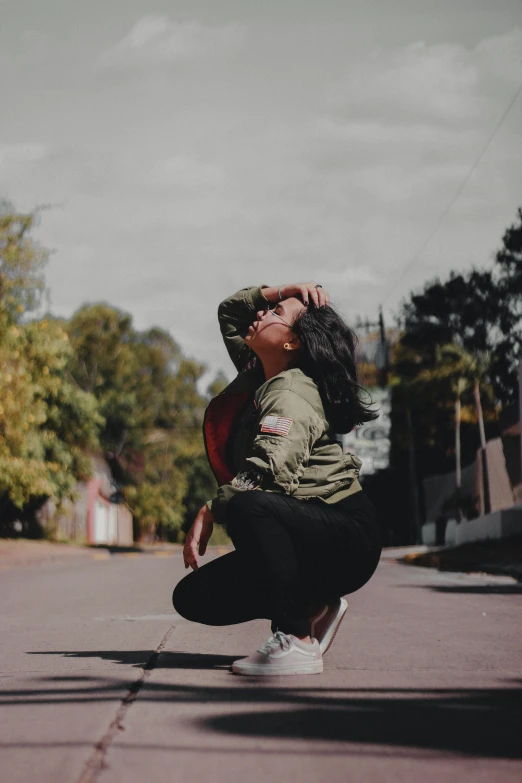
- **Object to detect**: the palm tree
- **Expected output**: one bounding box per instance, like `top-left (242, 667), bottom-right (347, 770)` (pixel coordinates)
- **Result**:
top-left (416, 343), bottom-right (492, 518)
top-left (453, 375), bottom-right (468, 505)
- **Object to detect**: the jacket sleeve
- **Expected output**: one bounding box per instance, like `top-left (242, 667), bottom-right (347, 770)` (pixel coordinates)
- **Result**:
top-left (206, 386), bottom-right (323, 524)
top-left (218, 286), bottom-right (270, 372)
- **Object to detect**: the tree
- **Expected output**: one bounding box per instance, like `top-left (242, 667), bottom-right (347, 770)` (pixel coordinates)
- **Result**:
top-left (0, 202), bottom-right (232, 541)
top-left (65, 304), bottom-right (214, 540)
top-left (0, 203), bottom-right (48, 319)
top-left (65, 304), bottom-right (143, 455)
top-left (381, 207), bottom-right (522, 542)
top-left (414, 343), bottom-right (493, 519)
top-left (0, 207), bottom-right (103, 533)
top-left (206, 370), bottom-right (228, 400)
top-left (493, 207), bottom-right (522, 407)
top-left (402, 207), bottom-right (522, 410)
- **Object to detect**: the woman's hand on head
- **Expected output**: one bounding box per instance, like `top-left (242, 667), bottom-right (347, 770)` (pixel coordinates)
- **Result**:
top-left (267, 282), bottom-right (330, 308)
top-left (183, 504), bottom-right (215, 571)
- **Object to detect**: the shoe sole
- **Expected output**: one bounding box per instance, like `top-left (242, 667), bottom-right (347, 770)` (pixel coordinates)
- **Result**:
top-left (231, 660), bottom-right (323, 676)
top-left (319, 598), bottom-right (348, 655)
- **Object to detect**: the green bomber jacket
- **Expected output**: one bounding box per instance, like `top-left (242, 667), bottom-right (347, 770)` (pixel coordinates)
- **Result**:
top-left (204, 286), bottom-right (362, 524)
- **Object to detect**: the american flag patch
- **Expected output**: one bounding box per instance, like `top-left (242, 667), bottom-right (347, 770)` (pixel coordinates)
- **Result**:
top-left (260, 415), bottom-right (293, 436)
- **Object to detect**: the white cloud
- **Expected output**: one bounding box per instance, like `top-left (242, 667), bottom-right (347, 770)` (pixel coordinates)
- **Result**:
top-left (104, 15), bottom-right (245, 67)
top-left (149, 155), bottom-right (224, 189)
top-left (121, 15), bottom-right (171, 49)
top-left (474, 28), bottom-right (522, 87)
top-left (328, 42), bottom-right (479, 123)
top-left (0, 143), bottom-right (49, 167)
top-left (2, 21), bottom-right (521, 377)
top-left (305, 29), bottom-right (522, 210)
top-left (326, 29), bottom-right (522, 126)
top-left (351, 161), bottom-right (469, 203)
top-left (319, 266), bottom-right (380, 286)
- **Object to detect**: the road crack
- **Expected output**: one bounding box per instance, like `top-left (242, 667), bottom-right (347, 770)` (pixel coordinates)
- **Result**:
top-left (77, 625), bottom-right (175, 783)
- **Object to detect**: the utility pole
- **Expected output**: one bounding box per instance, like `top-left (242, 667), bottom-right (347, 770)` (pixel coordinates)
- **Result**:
top-left (406, 408), bottom-right (421, 544)
top-left (474, 382), bottom-right (491, 515)
top-left (356, 307), bottom-right (390, 389)
top-left (519, 361), bottom-right (522, 494)
top-left (455, 387), bottom-right (462, 522)
top-left (377, 306), bottom-right (389, 388)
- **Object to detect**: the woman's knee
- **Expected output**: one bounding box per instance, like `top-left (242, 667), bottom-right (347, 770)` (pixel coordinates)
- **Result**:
top-left (172, 573), bottom-right (200, 621)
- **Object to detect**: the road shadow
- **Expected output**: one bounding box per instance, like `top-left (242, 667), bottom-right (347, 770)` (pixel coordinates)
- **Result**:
top-left (26, 649), bottom-right (238, 670)
top-left (7, 650), bottom-right (522, 759)
top-left (403, 583), bottom-right (522, 595)
top-left (202, 686), bottom-right (522, 758)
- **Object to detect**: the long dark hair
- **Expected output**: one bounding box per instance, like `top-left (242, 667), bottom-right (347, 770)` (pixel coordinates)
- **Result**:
top-left (292, 301), bottom-right (378, 433)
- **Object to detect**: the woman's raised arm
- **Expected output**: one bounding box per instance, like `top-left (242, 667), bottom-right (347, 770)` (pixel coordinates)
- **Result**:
top-left (217, 283), bottom-right (330, 372)
top-left (217, 286), bottom-right (269, 371)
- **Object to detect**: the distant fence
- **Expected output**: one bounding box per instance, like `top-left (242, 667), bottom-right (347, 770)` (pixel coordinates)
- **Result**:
top-left (423, 436), bottom-right (518, 528)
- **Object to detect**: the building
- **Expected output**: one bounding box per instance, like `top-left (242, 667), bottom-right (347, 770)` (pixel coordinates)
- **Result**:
top-left (37, 456), bottom-right (133, 546)
top-left (420, 361), bottom-right (522, 546)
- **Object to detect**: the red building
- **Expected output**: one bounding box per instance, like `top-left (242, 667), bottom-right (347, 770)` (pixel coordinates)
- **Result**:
top-left (37, 456), bottom-right (133, 546)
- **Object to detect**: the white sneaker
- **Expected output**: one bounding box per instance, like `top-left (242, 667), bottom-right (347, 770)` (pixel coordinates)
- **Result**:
top-left (231, 631), bottom-right (323, 676)
top-left (309, 597), bottom-right (348, 655)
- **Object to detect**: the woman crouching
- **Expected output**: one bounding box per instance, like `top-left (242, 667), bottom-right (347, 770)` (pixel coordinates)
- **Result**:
top-left (172, 281), bottom-right (382, 676)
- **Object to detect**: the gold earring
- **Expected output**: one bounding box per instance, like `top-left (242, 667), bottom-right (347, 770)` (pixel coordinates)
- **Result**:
top-left (284, 343), bottom-right (291, 351)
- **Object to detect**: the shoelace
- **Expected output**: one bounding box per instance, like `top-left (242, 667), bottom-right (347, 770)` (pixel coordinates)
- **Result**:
top-left (257, 630), bottom-right (293, 655)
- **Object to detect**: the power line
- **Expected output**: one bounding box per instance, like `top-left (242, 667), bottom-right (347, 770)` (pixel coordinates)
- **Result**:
top-left (382, 82), bottom-right (522, 305)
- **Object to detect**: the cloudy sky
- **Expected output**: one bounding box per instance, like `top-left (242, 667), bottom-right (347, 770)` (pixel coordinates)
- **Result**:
top-left (1, 0), bottom-right (521, 382)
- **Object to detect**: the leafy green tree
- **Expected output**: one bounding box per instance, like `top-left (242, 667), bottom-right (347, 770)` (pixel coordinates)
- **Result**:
top-left (65, 304), bottom-right (143, 454)
top-left (181, 452), bottom-right (217, 531)
top-left (65, 304), bottom-right (214, 540)
top-left (383, 207), bottom-right (521, 542)
top-left (206, 370), bottom-right (228, 400)
top-left (0, 203), bottom-right (48, 318)
top-left (0, 206), bottom-right (103, 532)
top-left (414, 343), bottom-right (493, 518)
top-left (493, 207), bottom-right (522, 405)
top-left (402, 207), bottom-right (522, 408)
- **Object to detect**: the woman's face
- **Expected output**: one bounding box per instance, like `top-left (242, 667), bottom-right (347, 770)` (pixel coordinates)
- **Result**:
top-left (245, 297), bottom-right (306, 354)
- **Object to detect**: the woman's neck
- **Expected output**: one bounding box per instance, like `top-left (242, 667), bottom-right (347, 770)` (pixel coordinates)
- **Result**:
top-left (260, 355), bottom-right (296, 381)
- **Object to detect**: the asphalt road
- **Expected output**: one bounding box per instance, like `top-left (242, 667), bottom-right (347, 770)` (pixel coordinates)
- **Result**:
top-left (1, 547), bottom-right (521, 783)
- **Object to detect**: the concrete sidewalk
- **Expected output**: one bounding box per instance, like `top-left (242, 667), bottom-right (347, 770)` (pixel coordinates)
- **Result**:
top-left (0, 549), bottom-right (521, 783)
top-left (0, 539), bottom-right (188, 570)
top-left (0, 538), bottom-right (109, 569)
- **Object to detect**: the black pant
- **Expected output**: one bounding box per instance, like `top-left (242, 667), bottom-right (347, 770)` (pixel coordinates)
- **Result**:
top-left (172, 490), bottom-right (382, 638)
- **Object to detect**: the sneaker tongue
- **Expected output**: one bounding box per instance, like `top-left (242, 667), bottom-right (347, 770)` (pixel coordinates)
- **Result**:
top-left (258, 632), bottom-right (291, 654)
